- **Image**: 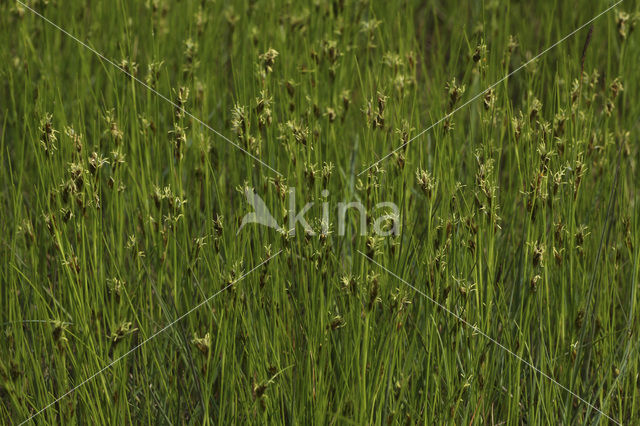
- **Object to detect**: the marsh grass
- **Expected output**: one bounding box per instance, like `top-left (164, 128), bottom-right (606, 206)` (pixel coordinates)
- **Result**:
top-left (1, 0), bottom-right (639, 424)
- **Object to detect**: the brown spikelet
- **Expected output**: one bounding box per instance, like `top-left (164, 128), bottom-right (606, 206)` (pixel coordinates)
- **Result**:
top-left (579, 25), bottom-right (594, 95)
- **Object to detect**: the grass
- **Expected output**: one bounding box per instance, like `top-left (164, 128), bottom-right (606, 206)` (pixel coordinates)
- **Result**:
top-left (1, 0), bottom-right (639, 424)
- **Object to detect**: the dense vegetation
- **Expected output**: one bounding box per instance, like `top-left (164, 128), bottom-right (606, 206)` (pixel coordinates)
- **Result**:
top-left (1, 0), bottom-right (638, 424)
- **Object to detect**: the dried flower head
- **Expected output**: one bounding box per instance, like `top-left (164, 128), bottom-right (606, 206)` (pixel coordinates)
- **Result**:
top-left (259, 48), bottom-right (279, 73)
top-left (616, 10), bottom-right (638, 40)
top-left (609, 77), bottom-right (624, 99)
top-left (64, 126), bottom-right (83, 153)
top-left (103, 109), bottom-right (123, 144)
top-left (472, 39), bottom-right (488, 74)
top-left (191, 332), bottom-right (211, 356)
top-left (445, 78), bottom-right (466, 109)
top-left (88, 152), bottom-right (109, 175)
top-left (146, 60), bottom-right (164, 88)
top-left (382, 51), bottom-right (403, 71)
top-left (51, 320), bottom-right (69, 347)
top-left (39, 113), bottom-right (58, 155)
top-left (529, 97), bottom-right (542, 122)
top-left (169, 125), bottom-right (187, 160)
top-left (416, 168), bottom-right (436, 198)
top-left (530, 241), bottom-right (545, 268)
top-left (360, 19), bottom-right (382, 49)
top-left (175, 86), bottom-right (190, 119)
top-left (231, 104), bottom-right (247, 138)
top-left (111, 149), bottom-right (126, 170)
top-left (329, 315), bottom-right (346, 330)
top-left (119, 58), bottom-right (138, 76)
top-left (111, 321), bottom-right (138, 344)
top-left (183, 38), bottom-right (199, 77)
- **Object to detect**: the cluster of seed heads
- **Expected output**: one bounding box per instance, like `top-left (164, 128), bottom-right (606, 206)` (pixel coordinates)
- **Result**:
top-left (169, 124), bottom-right (187, 160)
top-left (363, 92), bottom-right (387, 130)
top-left (615, 10), bottom-right (639, 40)
top-left (472, 39), bottom-right (488, 75)
top-left (107, 277), bottom-right (126, 299)
top-left (119, 58), bottom-right (138, 76)
top-left (473, 153), bottom-right (500, 227)
top-left (191, 332), bottom-right (211, 356)
top-left (359, 18), bottom-right (382, 50)
top-left (255, 90), bottom-right (273, 130)
top-left (145, 60), bottom-right (164, 88)
top-left (182, 38), bottom-right (199, 78)
top-left (98, 111), bottom-right (121, 147)
top-left (110, 321), bottom-right (138, 345)
top-left (51, 320), bottom-right (69, 349)
top-left (259, 48), bottom-right (279, 74)
top-left (416, 168), bottom-right (436, 199)
top-left (39, 113), bottom-right (58, 155)
top-left (445, 78), bottom-right (466, 110)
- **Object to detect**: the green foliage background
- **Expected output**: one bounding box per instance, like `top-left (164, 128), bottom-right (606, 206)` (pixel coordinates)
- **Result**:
top-left (0, 0), bottom-right (639, 424)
